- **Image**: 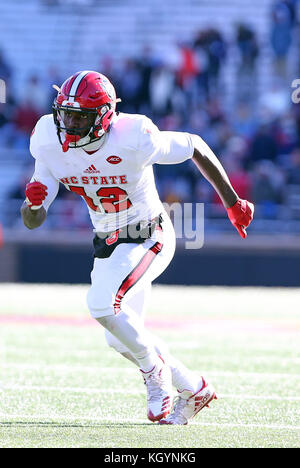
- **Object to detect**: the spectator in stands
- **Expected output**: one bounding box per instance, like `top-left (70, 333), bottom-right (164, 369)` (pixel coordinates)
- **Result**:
top-left (287, 146), bottom-right (300, 184)
top-left (118, 59), bottom-right (143, 114)
top-left (175, 43), bottom-right (199, 107)
top-left (149, 62), bottom-right (175, 118)
top-left (193, 28), bottom-right (227, 99)
top-left (279, 0), bottom-right (298, 27)
top-left (231, 102), bottom-right (258, 141)
top-left (236, 23), bottom-right (259, 73)
top-left (235, 23), bottom-right (259, 102)
top-left (12, 97), bottom-right (41, 149)
top-left (21, 74), bottom-right (49, 114)
top-left (274, 111), bottom-right (299, 155)
top-left (192, 36), bottom-right (209, 101)
top-left (251, 159), bottom-right (285, 217)
top-left (270, 0), bottom-right (294, 78)
top-left (248, 123), bottom-right (278, 167)
top-left (138, 46), bottom-right (157, 114)
top-left (205, 97), bottom-right (226, 126)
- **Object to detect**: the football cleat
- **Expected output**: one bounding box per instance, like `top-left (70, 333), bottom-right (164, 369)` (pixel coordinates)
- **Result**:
top-left (159, 377), bottom-right (217, 425)
top-left (140, 359), bottom-right (173, 422)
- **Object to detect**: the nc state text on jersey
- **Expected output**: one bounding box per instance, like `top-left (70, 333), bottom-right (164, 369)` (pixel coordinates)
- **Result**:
top-left (59, 175), bottom-right (128, 185)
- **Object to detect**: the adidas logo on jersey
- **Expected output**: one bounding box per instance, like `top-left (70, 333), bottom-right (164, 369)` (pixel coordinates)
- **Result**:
top-left (84, 164), bottom-right (100, 174)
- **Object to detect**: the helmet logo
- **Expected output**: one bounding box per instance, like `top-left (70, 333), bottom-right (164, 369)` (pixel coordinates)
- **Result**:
top-left (106, 155), bottom-right (122, 164)
top-left (100, 79), bottom-right (114, 101)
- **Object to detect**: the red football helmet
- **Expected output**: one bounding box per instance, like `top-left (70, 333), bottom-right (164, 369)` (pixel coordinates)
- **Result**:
top-left (52, 70), bottom-right (120, 152)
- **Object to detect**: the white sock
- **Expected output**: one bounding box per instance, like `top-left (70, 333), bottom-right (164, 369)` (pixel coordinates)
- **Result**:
top-left (151, 334), bottom-right (202, 393)
top-left (135, 351), bottom-right (162, 373)
top-left (168, 359), bottom-right (202, 394)
top-left (96, 309), bottom-right (162, 372)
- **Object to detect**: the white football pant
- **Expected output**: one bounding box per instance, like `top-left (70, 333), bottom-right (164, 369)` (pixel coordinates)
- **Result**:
top-left (87, 212), bottom-right (200, 391)
top-left (87, 211), bottom-right (176, 320)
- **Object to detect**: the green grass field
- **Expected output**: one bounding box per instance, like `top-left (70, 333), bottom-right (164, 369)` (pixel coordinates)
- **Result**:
top-left (0, 284), bottom-right (299, 448)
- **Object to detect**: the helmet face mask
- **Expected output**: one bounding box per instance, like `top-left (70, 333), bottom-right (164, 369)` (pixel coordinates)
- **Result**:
top-left (52, 71), bottom-right (119, 151)
top-left (53, 105), bottom-right (104, 148)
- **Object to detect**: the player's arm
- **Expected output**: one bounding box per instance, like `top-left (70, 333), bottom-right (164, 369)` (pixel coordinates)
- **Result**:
top-left (139, 117), bottom-right (254, 238)
top-left (191, 134), bottom-right (254, 238)
top-left (191, 134), bottom-right (238, 208)
top-left (21, 180), bottom-right (48, 229)
top-left (21, 162), bottom-right (59, 230)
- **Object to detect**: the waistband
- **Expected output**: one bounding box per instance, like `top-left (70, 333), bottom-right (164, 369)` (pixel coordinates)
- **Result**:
top-left (96, 214), bottom-right (163, 240)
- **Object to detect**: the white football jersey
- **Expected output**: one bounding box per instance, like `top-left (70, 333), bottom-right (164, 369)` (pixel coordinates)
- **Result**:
top-left (29, 112), bottom-right (194, 232)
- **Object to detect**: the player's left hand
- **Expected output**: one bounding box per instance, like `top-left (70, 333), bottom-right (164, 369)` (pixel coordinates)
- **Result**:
top-left (227, 199), bottom-right (254, 239)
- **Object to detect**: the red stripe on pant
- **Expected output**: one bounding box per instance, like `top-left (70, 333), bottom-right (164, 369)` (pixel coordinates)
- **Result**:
top-left (114, 234), bottom-right (163, 315)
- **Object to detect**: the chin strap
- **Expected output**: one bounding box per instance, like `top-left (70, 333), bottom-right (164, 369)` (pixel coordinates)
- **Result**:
top-left (62, 133), bottom-right (80, 152)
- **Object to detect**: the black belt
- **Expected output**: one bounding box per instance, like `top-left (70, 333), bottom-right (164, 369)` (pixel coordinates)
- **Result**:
top-left (93, 214), bottom-right (163, 259)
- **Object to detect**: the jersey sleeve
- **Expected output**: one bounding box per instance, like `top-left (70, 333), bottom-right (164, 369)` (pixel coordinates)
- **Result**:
top-left (29, 124), bottom-right (59, 211)
top-left (29, 159), bottom-right (59, 211)
top-left (29, 116), bottom-right (49, 160)
top-left (138, 117), bottom-right (194, 167)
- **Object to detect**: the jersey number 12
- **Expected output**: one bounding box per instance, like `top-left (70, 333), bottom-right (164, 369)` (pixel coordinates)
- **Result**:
top-left (68, 185), bottom-right (132, 213)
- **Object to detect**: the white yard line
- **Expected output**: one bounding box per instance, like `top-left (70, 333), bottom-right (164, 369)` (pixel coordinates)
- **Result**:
top-left (0, 414), bottom-right (299, 432)
top-left (1, 363), bottom-right (299, 379)
top-left (1, 384), bottom-right (300, 401)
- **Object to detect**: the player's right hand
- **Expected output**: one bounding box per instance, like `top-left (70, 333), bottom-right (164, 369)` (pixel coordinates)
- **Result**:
top-left (25, 181), bottom-right (48, 210)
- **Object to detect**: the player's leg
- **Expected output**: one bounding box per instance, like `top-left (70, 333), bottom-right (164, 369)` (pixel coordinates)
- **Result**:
top-left (96, 305), bottom-right (173, 422)
top-left (100, 214), bottom-right (214, 413)
top-left (105, 283), bottom-right (204, 395)
top-left (87, 212), bottom-right (216, 423)
top-left (102, 283), bottom-right (217, 425)
top-left (87, 214), bottom-right (175, 421)
top-left (104, 284), bottom-right (152, 367)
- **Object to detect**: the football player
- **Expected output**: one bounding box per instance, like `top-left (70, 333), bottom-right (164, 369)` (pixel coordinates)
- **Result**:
top-left (21, 70), bottom-right (254, 425)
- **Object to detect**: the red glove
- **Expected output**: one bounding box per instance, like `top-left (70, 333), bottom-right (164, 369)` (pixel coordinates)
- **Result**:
top-left (227, 199), bottom-right (254, 239)
top-left (25, 181), bottom-right (48, 210)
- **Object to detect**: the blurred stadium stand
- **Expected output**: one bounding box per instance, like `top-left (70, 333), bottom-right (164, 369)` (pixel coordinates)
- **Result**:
top-left (0, 0), bottom-right (300, 284)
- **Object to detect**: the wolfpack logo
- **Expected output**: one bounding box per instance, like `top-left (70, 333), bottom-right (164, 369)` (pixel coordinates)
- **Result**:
top-left (107, 155), bottom-right (122, 164)
top-left (84, 164), bottom-right (100, 174)
top-left (105, 229), bottom-right (122, 246)
top-left (100, 77), bottom-right (115, 101)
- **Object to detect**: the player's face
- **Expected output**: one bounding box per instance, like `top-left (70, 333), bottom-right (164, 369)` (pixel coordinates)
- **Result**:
top-left (62, 109), bottom-right (95, 138)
